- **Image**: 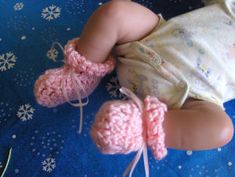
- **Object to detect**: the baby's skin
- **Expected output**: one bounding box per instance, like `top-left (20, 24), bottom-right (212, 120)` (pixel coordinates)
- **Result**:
top-left (76, 0), bottom-right (234, 150)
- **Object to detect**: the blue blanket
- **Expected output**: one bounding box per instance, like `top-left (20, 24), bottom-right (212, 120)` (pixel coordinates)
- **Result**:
top-left (0, 0), bottom-right (234, 176)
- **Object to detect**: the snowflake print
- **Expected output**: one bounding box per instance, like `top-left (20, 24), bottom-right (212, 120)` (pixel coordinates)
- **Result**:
top-left (30, 130), bottom-right (64, 158)
top-left (106, 77), bottom-right (126, 99)
top-left (65, 0), bottom-right (86, 15)
top-left (17, 104), bottom-right (35, 121)
top-left (40, 27), bottom-right (58, 45)
top-left (47, 48), bottom-right (58, 62)
top-left (0, 161), bottom-right (2, 168)
top-left (42, 157), bottom-right (56, 173)
top-left (7, 15), bottom-right (29, 32)
top-left (0, 102), bottom-right (14, 125)
top-left (0, 52), bottom-right (17, 72)
top-left (13, 68), bottom-right (35, 88)
top-left (41, 5), bottom-right (61, 21)
top-left (14, 2), bottom-right (24, 11)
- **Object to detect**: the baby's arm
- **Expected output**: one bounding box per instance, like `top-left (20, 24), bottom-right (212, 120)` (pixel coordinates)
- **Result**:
top-left (76, 0), bottom-right (159, 63)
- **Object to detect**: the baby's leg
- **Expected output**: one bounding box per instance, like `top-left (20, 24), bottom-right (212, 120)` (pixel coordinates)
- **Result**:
top-left (164, 99), bottom-right (234, 150)
top-left (76, 1), bottom-right (234, 150)
top-left (76, 0), bottom-right (159, 62)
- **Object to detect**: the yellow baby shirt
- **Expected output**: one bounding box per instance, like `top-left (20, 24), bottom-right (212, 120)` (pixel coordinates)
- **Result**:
top-left (116, 0), bottom-right (235, 109)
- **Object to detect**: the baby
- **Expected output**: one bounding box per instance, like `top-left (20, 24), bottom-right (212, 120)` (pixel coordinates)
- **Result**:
top-left (34, 0), bottom-right (235, 164)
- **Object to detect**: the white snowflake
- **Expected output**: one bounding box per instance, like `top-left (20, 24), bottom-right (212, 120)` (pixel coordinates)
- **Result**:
top-left (17, 104), bottom-right (35, 121)
top-left (0, 161), bottom-right (2, 168)
top-left (47, 48), bottom-right (58, 62)
top-left (106, 77), bottom-right (125, 98)
top-left (0, 52), bottom-right (17, 72)
top-left (14, 2), bottom-right (24, 11)
top-left (42, 157), bottom-right (56, 173)
top-left (41, 5), bottom-right (61, 21)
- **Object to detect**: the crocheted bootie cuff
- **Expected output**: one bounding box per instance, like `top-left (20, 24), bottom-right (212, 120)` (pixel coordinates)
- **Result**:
top-left (64, 38), bottom-right (116, 77)
top-left (34, 37), bottom-right (116, 108)
top-left (144, 96), bottom-right (168, 160)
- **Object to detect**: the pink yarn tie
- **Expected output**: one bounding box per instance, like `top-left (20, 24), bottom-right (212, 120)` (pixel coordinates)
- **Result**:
top-left (35, 39), bottom-right (115, 133)
top-left (120, 87), bottom-right (167, 177)
top-left (62, 68), bottom-right (89, 134)
top-left (120, 88), bottom-right (149, 177)
top-left (52, 42), bottom-right (89, 134)
top-left (91, 87), bottom-right (167, 176)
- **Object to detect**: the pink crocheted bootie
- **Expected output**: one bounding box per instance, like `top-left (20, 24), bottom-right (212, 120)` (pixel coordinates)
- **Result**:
top-left (34, 38), bottom-right (115, 107)
top-left (90, 90), bottom-right (168, 160)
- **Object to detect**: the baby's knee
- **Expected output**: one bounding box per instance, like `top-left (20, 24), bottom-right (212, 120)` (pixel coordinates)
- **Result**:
top-left (217, 115), bottom-right (234, 147)
top-left (182, 100), bottom-right (234, 149)
top-left (202, 102), bottom-right (234, 147)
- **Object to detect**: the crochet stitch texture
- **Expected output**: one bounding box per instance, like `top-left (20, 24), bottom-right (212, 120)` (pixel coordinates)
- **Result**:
top-left (91, 95), bottom-right (167, 160)
top-left (34, 38), bottom-right (116, 107)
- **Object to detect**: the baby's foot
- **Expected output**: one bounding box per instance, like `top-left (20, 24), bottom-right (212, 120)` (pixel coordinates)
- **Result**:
top-left (34, 38), bottom-right (115, 107)
top-left (90, 91), bottom-right (167, 160)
